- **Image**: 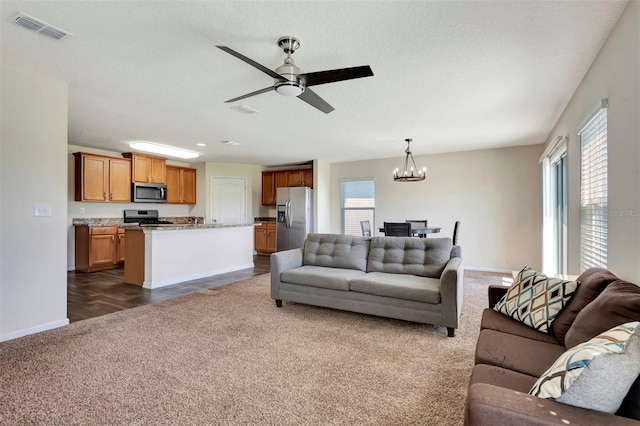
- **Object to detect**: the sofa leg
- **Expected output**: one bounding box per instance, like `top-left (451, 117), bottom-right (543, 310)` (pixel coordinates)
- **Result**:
top-left (275, 299), bottom-right (282, 308)
top-left (447, 327), bottom-right (455, 337)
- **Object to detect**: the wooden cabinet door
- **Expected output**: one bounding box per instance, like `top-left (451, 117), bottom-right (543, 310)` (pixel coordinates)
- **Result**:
top-left (261, 172), bottom-right (275, 205)
top-left (303, 169), bottom-right (313, 187)
top-left (181, 168), bottom-right (196, 204)
top-left (254, 224), bottom-right (267, 252)
top-left (267, 224), bottom-right (277, 252)
top-left (81, 155), bottom-right (108, 201)
top-left (90, 234), bottom-right (115, 266)
top-left (274, 171), bottom-right (288, 189)
top-left (132, 155), bottom-right (152, 183)
top-left (287, 170), bottom-right (303, 187)
top-left (109, 159), bottom-right (131, 202)
top-left (165, 166), bottom-right (181, 203)
top-left (151, 158), bottom-right (166, 184)
top-left (117, 230), bottom-right (126, 262)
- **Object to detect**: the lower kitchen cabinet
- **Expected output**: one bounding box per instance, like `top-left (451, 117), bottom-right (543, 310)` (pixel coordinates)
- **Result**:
top-left (75, 226), bottom-right (125, 272)
top-left (254, 222), bottom-right (276, 255)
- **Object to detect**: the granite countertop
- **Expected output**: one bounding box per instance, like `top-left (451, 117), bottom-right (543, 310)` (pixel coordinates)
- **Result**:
top-left (127, 223), bottom-right (255, 231)
top-left (254, 217), bottom-right (276, 223)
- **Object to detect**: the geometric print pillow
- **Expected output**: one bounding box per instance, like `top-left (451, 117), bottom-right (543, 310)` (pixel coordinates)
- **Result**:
top-left (529, 321), bottom-right (640, 413)
top-left (494, 266), bottom-right (579, 333)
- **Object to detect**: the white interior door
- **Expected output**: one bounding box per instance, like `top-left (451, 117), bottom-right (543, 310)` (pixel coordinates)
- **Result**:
top-left (211, 177), bottom-right (247, 224)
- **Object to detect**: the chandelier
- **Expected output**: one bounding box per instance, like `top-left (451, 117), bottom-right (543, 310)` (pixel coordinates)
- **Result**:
top-left (393, 138), bottom-right (426, 182)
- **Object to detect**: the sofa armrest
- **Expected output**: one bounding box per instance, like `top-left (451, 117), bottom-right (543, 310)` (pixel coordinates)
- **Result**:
top-left (488, 285), bottom-right (509, 308)
top-left (270, 248), bottom-right (304, 299)
top-left (440, 257), bottom-right (464, 330)
top-left (465, 383), bottom-right (639, 425)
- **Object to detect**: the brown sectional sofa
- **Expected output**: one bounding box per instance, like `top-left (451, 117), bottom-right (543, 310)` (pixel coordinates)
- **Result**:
top-left (465, 268), bottom-right (640, 425)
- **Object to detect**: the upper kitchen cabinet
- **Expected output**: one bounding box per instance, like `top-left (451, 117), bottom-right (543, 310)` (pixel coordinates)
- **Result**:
top-left (287, 169), bottom-right (313, 187)
top-left (166, 165), bottom-right (196, 204)
top-left (74, 152), bottom-right (131, 202)
top-left (122, 152), bottom-right (166, 184)
top-left (261, 167), bottom-right (313, 206)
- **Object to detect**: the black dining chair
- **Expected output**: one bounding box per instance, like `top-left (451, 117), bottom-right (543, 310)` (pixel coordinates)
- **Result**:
top-left (453, 220), bottom-right (461, 245)
top-left (360, 220), bottom-right (372, 237)
top-left (405, 219), bottom-right (428, 237)
top-left (384, 222), bottom-right (412, 237)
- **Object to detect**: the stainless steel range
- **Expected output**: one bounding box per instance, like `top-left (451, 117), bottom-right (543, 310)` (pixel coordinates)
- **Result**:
top-left (123, 209), bottom-right (173, 225)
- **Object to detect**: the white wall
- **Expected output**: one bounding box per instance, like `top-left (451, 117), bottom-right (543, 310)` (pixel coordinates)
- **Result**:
top-left (313, 160), bottom-right (331, 232)
top-left (331, 144), bottom-right (544, 271)
top-left (1, 67), bottom-right (69, 340)
top-left (543, 1), bottom-right (639, 282)
top-left (66, 144), bottom-right (204, 270)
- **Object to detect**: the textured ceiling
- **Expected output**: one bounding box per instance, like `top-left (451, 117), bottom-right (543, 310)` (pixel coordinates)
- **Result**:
top-left (0, 1), bottom-right (628, 165)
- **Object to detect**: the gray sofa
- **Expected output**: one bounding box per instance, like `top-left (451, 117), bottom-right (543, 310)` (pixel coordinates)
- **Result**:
top-left (270, 233), bottom-right (464, 336)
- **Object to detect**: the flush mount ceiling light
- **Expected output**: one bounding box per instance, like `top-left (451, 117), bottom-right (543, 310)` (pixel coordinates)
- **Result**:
top-left (129, 141), bottom-right (199, 159)
top-left (393, 138), bottom-right (427, 182)
top-left (196, 143), bottom-right (206, 147)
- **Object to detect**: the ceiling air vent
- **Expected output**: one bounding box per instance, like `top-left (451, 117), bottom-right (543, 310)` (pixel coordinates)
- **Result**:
top-left (231, 104), bottom-right (259, 114)
top-left (13, 12), bottom-right (72, 41)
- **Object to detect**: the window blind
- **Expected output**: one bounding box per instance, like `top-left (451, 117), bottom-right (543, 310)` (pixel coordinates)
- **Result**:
top-left (341, 180), bottom-right (375, 235)
top-left (579, 106), bottom-right (607, 270)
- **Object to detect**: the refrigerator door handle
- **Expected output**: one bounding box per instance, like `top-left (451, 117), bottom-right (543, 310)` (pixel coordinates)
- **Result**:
top-left (286, 200), bottom-right (293, 228)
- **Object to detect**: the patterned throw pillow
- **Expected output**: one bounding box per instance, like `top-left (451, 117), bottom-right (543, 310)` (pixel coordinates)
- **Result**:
top-left (530, 322), bottom-right (640, 413)
top-left (494, 267), bottom-right (579, 333)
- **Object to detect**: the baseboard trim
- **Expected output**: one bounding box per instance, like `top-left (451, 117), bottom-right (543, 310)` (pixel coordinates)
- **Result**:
top-left (465, 266), bottom-right (512, 274)
top-left (1, 318), bottom-right (70, 342)
top-left (67, 265), bottom-right (75, 272)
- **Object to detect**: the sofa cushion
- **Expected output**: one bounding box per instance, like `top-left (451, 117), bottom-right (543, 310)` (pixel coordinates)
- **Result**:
top-left (530, 322), bottom-right (640, 414)
top-left (349, 272), bottom-right (441, 304)
top-left (494, 266), bottom-right (579, 333)
top-left (470, 364), bottom-right (537, 393)
top-left (552, 267), bottom-right (619, 345)
top-left (366, 236), bottom-right (452, 278)
top-left (280, 265), bottom-right (366, 291)
top-left (474, 329), bottom-right (565, 377)
top-left (565, 280), bottom-right (640, 348)
top-left (303, 233), bottom-right (370, 272)
top-left (480, 309), bottom-right (560, 345)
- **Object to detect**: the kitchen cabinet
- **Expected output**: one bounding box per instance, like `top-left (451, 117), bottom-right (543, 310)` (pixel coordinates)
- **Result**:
top-left (166, 165), bottom-right (196, 204)
top-left (261, 172), bottom-right (276, 206)
top-left (261, 168), bottom-right (313, 206)
top-left (287, 169), bottom-right (313, 187)
top-left (254, 222), bottom-right (276, 254)
top-left (122, 152), bottom-right (166, 184)
top-left (74, 152), bottom-right (131, 202)
top-left (75, 226), bottom-right (125, 272)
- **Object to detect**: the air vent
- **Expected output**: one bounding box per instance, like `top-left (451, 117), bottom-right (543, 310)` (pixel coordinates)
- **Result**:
top-left (13, 12), bottom-right (72, 41)
top-left (231, 104), bottom-right (259, 114)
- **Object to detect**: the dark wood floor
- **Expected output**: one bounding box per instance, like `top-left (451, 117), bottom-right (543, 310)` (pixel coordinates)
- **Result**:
top-left (68, 255), bottom-right (271, 322)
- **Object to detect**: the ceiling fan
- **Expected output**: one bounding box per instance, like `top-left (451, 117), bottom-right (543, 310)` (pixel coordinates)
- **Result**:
top-left (216, 36), bottom-right (374, 114)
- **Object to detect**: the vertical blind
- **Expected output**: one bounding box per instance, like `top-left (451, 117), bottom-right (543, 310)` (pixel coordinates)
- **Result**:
top-left (579, 105), bottom-right (607, 270)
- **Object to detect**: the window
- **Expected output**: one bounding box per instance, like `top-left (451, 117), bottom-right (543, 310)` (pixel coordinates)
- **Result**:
top-left (541, 137), bottom-right (567, 275)
top-left (579, 101), bottom-right (608, 270)
top-left (341, 180), bottom-right (375, 235)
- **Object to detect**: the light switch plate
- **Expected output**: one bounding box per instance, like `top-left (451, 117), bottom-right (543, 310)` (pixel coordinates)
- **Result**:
top-left (34, 203), bottom-right (51, 217)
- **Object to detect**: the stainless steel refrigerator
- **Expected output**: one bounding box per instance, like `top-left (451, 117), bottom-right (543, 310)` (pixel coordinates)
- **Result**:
top-left (276, 186), bottom-right (313, 251)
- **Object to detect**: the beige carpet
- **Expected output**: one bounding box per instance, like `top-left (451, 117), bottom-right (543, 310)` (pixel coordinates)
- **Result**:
top-left (0, 270), bottom-right (504, 425)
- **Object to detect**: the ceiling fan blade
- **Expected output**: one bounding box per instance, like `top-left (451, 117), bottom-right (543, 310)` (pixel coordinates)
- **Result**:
top-left (297, 88), bottom-right (334, 114)
top-left (299, 65), bottom-right (374, 87)
top-left (225, 86), bottom-right (274, 103)
top-left (216, 46), bottom-right (285, 81)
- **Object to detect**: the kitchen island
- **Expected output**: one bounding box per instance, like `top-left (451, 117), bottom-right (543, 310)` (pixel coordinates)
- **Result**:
top-left (124, 223), bottom-right (254, 289)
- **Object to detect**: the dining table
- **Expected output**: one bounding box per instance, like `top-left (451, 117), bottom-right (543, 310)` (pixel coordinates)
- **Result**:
top-left (378, 226), bottom-right (441, 237)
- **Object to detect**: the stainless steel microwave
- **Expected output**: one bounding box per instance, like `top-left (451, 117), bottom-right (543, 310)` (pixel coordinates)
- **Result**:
top-left (131, 182), bottom-right (167, 203)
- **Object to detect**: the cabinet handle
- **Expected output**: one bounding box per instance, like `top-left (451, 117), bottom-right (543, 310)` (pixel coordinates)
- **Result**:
top-left (103, 192), bottom-right (107, 200)
top-left (110, 192), bottom-right (113, 200)
top-left (148, 175), bottom-right (151, 182)
top-left (112, 235), bottom-right (114, 243)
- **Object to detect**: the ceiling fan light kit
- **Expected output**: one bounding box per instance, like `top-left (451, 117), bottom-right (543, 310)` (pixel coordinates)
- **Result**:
top-left (393, 139), bottom-right (427, 182)
top-left (216, 36), bottom-right (373, 113)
